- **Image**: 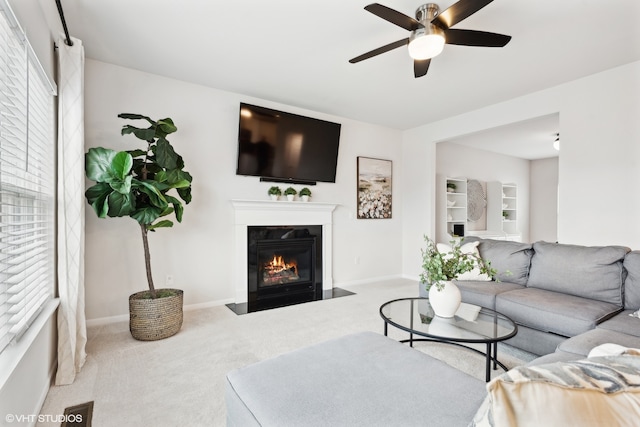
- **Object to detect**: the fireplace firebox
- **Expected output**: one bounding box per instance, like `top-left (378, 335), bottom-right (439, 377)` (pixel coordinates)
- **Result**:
top-left (247, 225), bottom-right (322, 312)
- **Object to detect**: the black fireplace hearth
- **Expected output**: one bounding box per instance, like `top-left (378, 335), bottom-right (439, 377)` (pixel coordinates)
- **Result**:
top-left (247, 225), bottom-right (323, 312)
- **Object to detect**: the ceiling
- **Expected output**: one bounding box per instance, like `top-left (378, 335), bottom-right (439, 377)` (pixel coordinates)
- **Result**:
top-left (43, 0), bottom-right (640, 154)
top-left (443, 113), bottom-right (560, 160)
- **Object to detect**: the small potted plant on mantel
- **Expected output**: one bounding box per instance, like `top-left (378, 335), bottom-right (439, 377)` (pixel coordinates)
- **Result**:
top-left (84, 113), bottom-right (193, 341)
top-left (268, 186), bottom-right (282, 200)
top-left (284, 187), bottom-right (297, 201)
top-left (299, 187), bottom-right (312, 202)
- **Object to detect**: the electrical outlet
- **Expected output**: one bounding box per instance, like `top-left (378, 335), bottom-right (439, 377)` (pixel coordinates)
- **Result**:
top-left (354, 256), bottom-right (360, 265)
top-left (166, 275), bottom-right (174, 287)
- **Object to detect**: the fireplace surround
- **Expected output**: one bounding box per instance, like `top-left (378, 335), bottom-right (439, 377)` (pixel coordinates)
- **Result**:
top-left (231, 199), bottom-right (338, 312)
top-left (248, 225), bottom-right (322, 312)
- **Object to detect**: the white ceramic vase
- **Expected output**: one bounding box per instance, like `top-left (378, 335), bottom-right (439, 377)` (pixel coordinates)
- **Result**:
top-left (301, 195), bottom-right (309, 202)
top-left (286, 194), bottom-right (295, 201)
top-left (270, 194), bottom-right (279, 201)
top-left (428, 280), bottom-right (461, 318)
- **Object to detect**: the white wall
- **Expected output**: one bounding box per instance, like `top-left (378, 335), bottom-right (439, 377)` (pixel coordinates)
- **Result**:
top-left (435, 142), bottom-right (531, 243)
top-left (84, 59), bottom-right (404, 321)
top-left (402, 60), bottom-right (640, 278)
top-left (530, 157), bottom-right (558, 242)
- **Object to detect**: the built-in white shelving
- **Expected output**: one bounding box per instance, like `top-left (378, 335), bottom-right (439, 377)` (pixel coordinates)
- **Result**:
top-left (445, 177), bottom-right (467, 238)
top-left (486, 182), bottom-right (520, 240)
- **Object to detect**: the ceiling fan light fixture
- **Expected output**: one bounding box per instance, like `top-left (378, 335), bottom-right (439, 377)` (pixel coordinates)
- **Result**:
top-left (408, 3), bottom-right (444, 60)
top-left (408, 31), bottom-right (445, 60)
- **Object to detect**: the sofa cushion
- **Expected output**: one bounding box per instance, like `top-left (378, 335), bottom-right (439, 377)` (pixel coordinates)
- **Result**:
top-left (471, 355), bottom-right (640, 427)
top-left (597, 309), bottom-right (640, 337)
top-left (527, 241), bottom-right (628, 306)
top-left (496, 288), bottom-right (621, 337)
top-left (225, 331), bottom-right (486, 427)
top-left (473, 239), bottom-right (533, 285)
top-left (558, 328), bottom-right (640, 357)
top-left (455, 280), bottom-right (524, 310)
top-left (624, 251), bottom-right (640, 309)
top-left (504, 324), bottom-right (567, 356)
top-left (526, 351), bottom-right (582, 366)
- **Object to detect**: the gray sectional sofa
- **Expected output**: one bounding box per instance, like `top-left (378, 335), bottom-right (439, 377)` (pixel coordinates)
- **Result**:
top-left (226, 240), bottom-right (640, 426)
top-left (457, 238), bottom-right (640, 361)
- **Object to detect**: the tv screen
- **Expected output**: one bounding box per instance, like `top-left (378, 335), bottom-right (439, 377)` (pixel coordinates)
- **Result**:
top-left (236, 103), bottom-right (341, 184)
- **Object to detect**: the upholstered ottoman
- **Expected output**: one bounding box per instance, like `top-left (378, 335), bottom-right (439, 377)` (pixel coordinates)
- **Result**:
top-left (225, 331), bottom-right (486, 427)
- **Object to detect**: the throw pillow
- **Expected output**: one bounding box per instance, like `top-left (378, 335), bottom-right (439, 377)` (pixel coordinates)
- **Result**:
top-left (471, 355), bottom-right (640, 427)
top-left (588, 343), bottom-right (640, 358)
top-left (436, 241), bottom-right (491, 281)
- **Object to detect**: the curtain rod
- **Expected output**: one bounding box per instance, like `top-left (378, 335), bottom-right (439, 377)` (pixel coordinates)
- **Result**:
top-left (54, 0), bottom-right (73, 46)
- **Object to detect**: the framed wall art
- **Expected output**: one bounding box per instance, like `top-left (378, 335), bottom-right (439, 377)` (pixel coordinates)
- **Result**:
top-left (357, 157), bottom-right (392, 219)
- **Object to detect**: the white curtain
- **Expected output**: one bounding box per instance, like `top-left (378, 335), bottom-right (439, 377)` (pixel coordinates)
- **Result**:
top-left (55, 36), bottom-right (87, 385)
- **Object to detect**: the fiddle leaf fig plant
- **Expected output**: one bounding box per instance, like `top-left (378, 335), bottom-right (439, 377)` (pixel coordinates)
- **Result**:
top-left (85, 113), bottom-right (193, 298)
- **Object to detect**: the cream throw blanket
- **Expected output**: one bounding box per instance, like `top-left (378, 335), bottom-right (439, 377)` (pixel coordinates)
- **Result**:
top-left (471, 349), bottom-right (640, 427)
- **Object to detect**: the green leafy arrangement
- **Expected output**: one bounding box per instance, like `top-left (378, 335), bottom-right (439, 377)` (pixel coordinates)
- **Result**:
top-left (419, 236), bottom-right (496, 291)
top-left (84, 113), bottom-right (193, 298)
top-left (299, 187), bottom-right (312, 197)
top-left (268, 186), bottom-right (282, 196)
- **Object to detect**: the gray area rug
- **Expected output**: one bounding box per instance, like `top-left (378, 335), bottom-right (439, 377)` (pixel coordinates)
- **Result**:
top-left (38, 279), bottom-right (535, 427)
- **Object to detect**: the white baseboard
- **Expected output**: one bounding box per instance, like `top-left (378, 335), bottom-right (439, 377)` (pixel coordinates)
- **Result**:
top-left (333, 274), bottom-right (406, 288)
top-left (86, 277), bottom-right (421, 326)
top-left (184, 298), bottom-right (235, 312)
top-left (86, 297), bottom-right (236, 327)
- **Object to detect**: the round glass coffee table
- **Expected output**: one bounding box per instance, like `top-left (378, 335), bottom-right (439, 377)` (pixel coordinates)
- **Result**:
top-left (379, 297), bottom-right (517, 382)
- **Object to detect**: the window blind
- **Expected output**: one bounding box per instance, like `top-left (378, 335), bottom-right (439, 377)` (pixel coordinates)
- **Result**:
top-left (0, 2), bottom-right (56, 354)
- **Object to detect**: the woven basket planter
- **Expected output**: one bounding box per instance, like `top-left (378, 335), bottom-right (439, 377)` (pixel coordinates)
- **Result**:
top-left (129, 288), bottom-right (183, 341)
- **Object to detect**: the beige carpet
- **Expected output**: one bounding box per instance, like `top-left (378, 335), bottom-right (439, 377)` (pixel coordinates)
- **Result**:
top-left (38, 279), bottom-right (535, 427)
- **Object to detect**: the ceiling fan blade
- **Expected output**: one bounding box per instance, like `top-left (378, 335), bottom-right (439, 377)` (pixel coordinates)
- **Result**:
top-left (414, 59), bottom-right (431, 78)
top-left (364, 3), bottom-right (423, 31)
top-left (349, 38), bottom-right (409, 63)
top-left (432, 0), bottom-right (494, 29)
top-left (444, 29), bottom-right (511, 47)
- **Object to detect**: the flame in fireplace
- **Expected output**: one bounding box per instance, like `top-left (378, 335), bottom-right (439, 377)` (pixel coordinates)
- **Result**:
top-left (263, 254), bottom-right (299, 285)
top-left (267, 255), bottom-right (297, 274)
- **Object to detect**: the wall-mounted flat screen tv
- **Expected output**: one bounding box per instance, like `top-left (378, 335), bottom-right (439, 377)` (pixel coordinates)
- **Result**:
top-left (236, 103), bottom-right (341, 184)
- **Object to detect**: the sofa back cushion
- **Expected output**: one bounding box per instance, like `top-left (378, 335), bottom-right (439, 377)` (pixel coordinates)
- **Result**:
top-left (473, 239), bottom-right (533, 285)
top-left (624, 251), bottom-right (640, 309)
top-left (527, 241), bottom-right (628, 306)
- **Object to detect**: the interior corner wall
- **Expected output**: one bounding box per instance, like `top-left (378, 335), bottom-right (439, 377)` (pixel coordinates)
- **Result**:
top-left (435, 142), bottom-right (531, 243)
top-left (530, 157), bottom-right (558, 243)
top-left (401, 60), bottom-right (640, 278)
top-left (400, 128), bottom-right (436, 280)
top-left (83, 59), bottom-right (404, 321)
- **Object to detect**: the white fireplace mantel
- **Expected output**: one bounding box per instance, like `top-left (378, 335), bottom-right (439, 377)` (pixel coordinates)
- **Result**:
top-left (231, 199), bottom-right (338, 304)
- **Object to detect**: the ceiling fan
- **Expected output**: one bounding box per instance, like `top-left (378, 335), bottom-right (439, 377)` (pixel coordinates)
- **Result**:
top-left (349, 0), bottom-right (511, 78)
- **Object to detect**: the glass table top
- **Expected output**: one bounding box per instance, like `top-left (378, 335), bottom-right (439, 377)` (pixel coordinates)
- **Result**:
top-left (380, 297), bottom-right (517, 343)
